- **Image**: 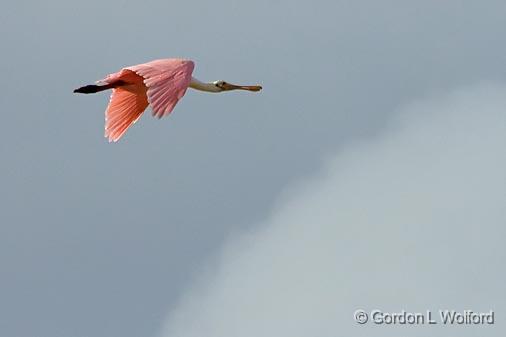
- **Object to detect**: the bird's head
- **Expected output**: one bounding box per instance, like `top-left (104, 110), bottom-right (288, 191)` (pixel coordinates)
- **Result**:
top-left (213, 80), bottom-right (262, 92)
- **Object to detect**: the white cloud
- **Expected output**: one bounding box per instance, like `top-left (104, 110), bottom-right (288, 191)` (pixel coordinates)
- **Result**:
top-left (158, 84), bottom-right (506, 337)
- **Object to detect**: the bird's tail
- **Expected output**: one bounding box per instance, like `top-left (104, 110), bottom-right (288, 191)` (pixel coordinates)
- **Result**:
top-left (73, 81), bottom-right (126, 94)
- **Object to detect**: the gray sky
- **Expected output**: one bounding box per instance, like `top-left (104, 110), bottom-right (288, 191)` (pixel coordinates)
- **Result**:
top-left (0, 1), bottom-right (505, 337)
top-left (160, 83), bottom-right (506, 337)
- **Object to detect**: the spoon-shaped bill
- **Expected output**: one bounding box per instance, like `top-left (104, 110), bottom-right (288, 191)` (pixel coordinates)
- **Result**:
top-left (222, 83), bottom-right (262, 92)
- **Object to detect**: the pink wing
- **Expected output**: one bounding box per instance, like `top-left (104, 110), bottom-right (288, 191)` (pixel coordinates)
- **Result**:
top-left (126, 59), bottom-right (195, 118)
top-left (102, 70), bottom-right (149, 142)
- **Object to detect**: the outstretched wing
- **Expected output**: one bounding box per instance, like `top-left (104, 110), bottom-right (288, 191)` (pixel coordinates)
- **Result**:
top-left (126, 59), bottom-right (195, 118)
top-left (104, 86), bottom-right (149, 142)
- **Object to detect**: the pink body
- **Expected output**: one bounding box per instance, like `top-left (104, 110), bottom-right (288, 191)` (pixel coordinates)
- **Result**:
top-left (99, 59), bottom-right (194, 142)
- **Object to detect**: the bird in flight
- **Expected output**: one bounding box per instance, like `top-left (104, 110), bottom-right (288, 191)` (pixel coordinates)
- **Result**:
top-left (74, 58), bottom-right (262, 142)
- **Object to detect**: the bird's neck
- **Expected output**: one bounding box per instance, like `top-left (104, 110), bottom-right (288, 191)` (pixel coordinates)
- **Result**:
top-left (189, 77), bottom-right (221, 93)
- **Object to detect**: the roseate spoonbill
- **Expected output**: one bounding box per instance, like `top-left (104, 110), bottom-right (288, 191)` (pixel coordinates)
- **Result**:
top-left (74, 58), bottom-right (262, 142)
